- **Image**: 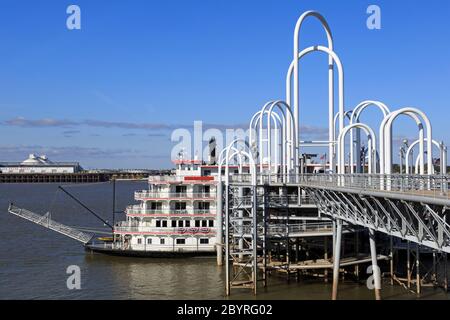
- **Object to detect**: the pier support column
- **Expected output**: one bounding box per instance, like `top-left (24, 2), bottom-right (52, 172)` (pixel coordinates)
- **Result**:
top-left (416, 244), bottom-right (421, 295)
top-left (296, 238), bottom-right (301, 282)
top-left (224, 185), bottom-right (230, 296)
top-left (263, 189), bottom-right (268, 288)
top-left (390, 236), bottom-right (394, 285)
top-left (216, 182), bottom-right (223, 266)
top-left (252, 185), bottom-right (258, 296)
top-left (354, 231), bottom-right (359, 280)
top-left (444, 253), bottom-right (448, 292)
top-left (331, 219), bottom-right (342, 300)
top-left (369, 229), bottom-right (381, 300)
top-left (432, 251), bottom-right (437, 285)
top-left (407, 241), bottom-right (411, 288)
top-left (238, 185), bottom-right (244, 261)
top-left (324, 236), bottom-right (329, 283)
top-left (332, 220), bottom-right (336, 258)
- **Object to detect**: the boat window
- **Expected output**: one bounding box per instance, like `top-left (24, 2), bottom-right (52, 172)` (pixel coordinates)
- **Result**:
top-left (195, 220), bottom-right (200, 227)
top-left (162, 220), bottom-right (167, 227)
top-left (151, 202), bottom-right (162, 210)
top-left (175, 202), bottom-right (186, 210)
top-left (176, 239), bottom-right (186, 245)
top-left (147, 238), bottom-right (152, 245)
top-left (137, 238), bottom-right (142, 244)
top-left (198, 202), bottom-right (210, 210)
top-left (200, 238), bottom-right (209, 244)
top-left (185, 220), bottom-right (190, 227)
top-left (156, 220), bottom-right (161, 227)
top-left (171, 220), bottom-right (176, 227)
top-left (208, 220), bottom-right (214, 227)
top-left (160, 238), bottom-right (165, 245)
top-left (201, 220), bottom-right (207, 227)
top-left (178, 220), bottom-right (184, 227)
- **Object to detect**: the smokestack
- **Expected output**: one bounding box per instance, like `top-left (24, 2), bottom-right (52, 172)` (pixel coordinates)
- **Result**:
top-left (208, 137), bottom-right (216, 165)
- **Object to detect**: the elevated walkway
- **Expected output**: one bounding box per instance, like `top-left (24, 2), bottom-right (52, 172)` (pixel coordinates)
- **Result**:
top-left (8, 204), bottom-right (94, 244)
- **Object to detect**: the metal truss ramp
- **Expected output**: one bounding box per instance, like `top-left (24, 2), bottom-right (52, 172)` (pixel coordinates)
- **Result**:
top-left (8, 204), bottom-right (94, 244)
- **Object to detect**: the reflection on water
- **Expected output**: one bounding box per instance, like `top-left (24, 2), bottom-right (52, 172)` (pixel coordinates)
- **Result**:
top-left (0, 182), bottom-right (449, 300)
top-left (82, 255), bottom-right (225, 299)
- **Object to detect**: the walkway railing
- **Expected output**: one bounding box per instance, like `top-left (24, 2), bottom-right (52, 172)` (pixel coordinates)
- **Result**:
top-left (114, 224), bottom-right (215, 234)
top-left (229, 173), bottom-right (450, 201)
top-left (230, 222), bottom-right (333, 237)
top-left (148, 175), bottom-right (217, 183)
top-left (8, 204), bottom-right (94, 244)
top-left (125, 206), bottom-right (215, 216)
top-left (268, 222), bottom-right (333, 236)
top-left (135, 191), bottom-right (215, 199)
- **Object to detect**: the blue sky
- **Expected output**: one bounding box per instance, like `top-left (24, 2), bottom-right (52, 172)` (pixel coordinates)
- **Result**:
top-left (0, 0), bottom-right (449, 168)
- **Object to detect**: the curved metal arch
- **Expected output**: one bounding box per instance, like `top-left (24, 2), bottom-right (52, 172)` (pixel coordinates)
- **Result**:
top-left (258, 103), bottom-right (286, 173)
top-left (287, 45), bottom-right (345, 172)
top-left (263, 100), bottom-right (297, 174)
top-left (382, 108), bottom-right (432, 175)
top-left (249, 109), bottom-right (282, 170)
top-left (380, 111), bottom-right (425, 175)
top-left (218, 146), bottom-right (240, 183)
top-left (349, 101), bottom-right (391, 174)
top-left (406, 138), bottom-right (443, 174)
top-left (414, 153), bottom-right (435, 175)
top-left (338, 123), bottom-right (377, 174)
top-left (351, 100), bottom-right (390, 122)
top-left (249, 101), bottom-right (275, 145)
top-left (292, 11), bottom-right (334, 165)
top-left (223, 138), bottom-right (257, 186)
top-left (334, 110), bottom-right (353, 140)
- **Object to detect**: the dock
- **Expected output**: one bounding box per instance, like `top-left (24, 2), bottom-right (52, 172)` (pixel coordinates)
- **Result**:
top-left (0, 170), bottom-right (172, 183)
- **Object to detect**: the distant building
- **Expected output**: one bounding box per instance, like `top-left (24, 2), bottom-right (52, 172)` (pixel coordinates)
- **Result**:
top-left (0, 154), bottom-right (82, 174)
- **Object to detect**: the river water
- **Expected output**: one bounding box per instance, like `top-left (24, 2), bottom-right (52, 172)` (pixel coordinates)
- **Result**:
top-left (0, 182), bottom-right (449, 300)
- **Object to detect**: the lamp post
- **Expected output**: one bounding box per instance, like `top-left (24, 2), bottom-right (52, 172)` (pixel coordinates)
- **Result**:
top-left (399, 147), bottom-right (406, 174)
top-left (403, 139), bottom-right (409, 174)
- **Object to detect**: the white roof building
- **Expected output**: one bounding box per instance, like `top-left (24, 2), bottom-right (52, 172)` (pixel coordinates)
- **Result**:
top-left (0, 154), bottom-right (82, 174)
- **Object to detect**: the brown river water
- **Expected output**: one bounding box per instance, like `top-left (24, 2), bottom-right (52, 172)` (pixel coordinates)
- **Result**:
top-left (0, 182), bottom-right (449, 300)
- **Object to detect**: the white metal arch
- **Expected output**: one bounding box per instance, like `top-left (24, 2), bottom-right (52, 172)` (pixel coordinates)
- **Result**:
top-left (287, 45), bottom-right (345, 172)
top-left (223, 138), bottom-right (256, 186)
top-left (349, 101), bottom-right (391, 174)
top-left (292, 11), bottom-right (334, 170)
top-left (413, 154), bottom-right (435, 175)
top-left (338, 123), bottom-right (377, 174)
top-left (249, 109), bottom-right (282, 172)
top-left (249, 101), bottom-right (274, 147)
top-left (405, 138), bottom-right (444, 174)
top-left (334, 110), bottom-right (353, 134)
top-left (380, 111), bottom-right (425, 175)
top-left (264, 100), bottom-right (296, 174)
top-left (333, 110), bottom-right (352, 171)
top-left (382, 108), bottom-right (433, 175)
top-left (259, 103), bottom-right (286, 172)
top-left (253, 101), bottom-right (296, 176)
top-left (351, 100), bottom-right (390, 122)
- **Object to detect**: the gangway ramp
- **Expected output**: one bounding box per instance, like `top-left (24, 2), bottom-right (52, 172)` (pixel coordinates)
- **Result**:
top-left (8, 204), bottom-right (94, 244)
